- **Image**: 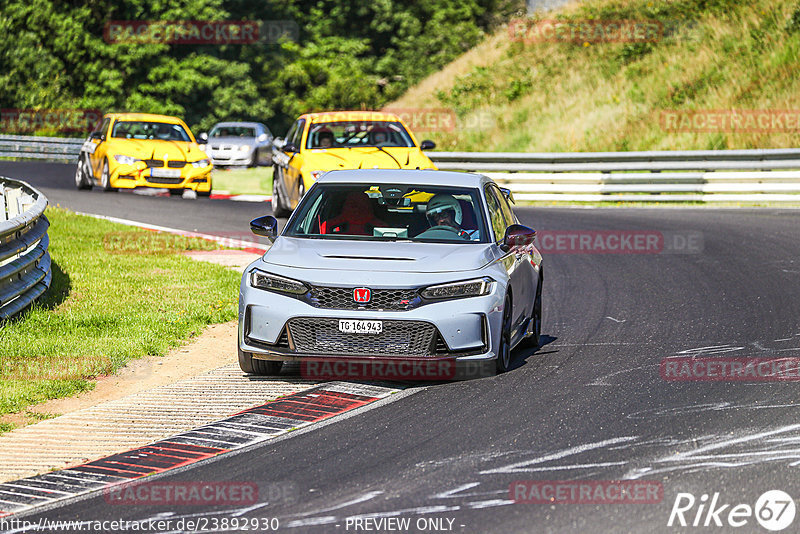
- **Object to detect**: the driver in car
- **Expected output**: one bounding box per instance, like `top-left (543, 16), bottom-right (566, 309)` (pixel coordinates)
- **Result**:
top-left (417, 194), bottom-right (471, 240)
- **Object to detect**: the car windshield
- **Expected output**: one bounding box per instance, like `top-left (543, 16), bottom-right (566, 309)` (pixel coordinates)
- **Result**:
top-left (285, 183), bottom-right (489, 243)
top-left (305, 121), bottom-right (414, 149)
top-left (111, 121), bottom-right (191, 142)
top-left (210, 126), bottom-right (256, 138)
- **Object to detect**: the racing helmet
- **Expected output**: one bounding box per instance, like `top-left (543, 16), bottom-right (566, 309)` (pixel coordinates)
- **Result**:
top-left (315, 127), bottom-right (334, 147)
top-left (426, 194), bottom-right (462, 226)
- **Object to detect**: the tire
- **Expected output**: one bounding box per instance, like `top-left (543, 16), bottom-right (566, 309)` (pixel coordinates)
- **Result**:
top-left (271, 166), bottom-right (291, 218)
top-left (74, 156), bottom-right (92, 190)
top-left (100, 159), bottom-right (116, 192)
top-left (238, 347), bottom-right (283, 375)
top-left (496, 295), bottom-right (513, 374)
top-left (521, 273), bottom-right (543, 349)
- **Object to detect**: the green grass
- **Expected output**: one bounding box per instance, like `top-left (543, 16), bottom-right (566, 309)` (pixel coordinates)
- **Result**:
top-left (0, 208), bottom-right (240, 426)
top-left (212, 166), bottom-right (273, 196)
top-left (389, 0), bottom-right (800, 152)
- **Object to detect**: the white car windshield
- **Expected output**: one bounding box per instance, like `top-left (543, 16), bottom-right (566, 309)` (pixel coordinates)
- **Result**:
top-left (285, 183), bottom-right (489, 243)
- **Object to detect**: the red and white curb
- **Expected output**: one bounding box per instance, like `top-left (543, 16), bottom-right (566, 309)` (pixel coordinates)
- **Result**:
top-left (0, 382), bottom-right (399, 518)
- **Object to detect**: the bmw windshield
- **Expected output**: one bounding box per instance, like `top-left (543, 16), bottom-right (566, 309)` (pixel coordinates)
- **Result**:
top-left (306, 121), bottom-right (414, 148)
top-left (285, 183), bottom-right (490, 243)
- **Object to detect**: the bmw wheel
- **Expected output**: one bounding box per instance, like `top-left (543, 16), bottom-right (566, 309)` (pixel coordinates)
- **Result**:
top-left (74, 156), bottom-right (92, 190)
top-left (271, 166), bottom-right (291, 218)
top-left (496, 295), bottom-right (513, 374)
top-left (100, 159), bottom-right (116, 192)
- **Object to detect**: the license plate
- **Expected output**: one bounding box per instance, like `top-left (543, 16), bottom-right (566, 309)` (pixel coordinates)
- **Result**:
top-left (338, 320), bottom-right (382, 335)
top-left (151, 168), bottom-right (181, 178)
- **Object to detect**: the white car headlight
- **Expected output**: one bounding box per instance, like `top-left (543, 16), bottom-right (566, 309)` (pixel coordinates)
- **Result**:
top-left (250, 270), bottom-right (308, 295)
top-left (191, 159), bottom-right (211, 168)
top-left (114, 155), bottom-right (140, 165)
top-left (421, 277), bottom-right (494, 300)
top-left (238, 145), bottom-right (252, 152)
top-left (310, 170), bottom-right (325, 180)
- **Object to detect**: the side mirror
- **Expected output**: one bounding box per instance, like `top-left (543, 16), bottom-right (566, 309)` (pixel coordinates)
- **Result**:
top-left (197, 132), bottom-right (209, 143)
top-left (499, 187), bottom-right (515, 204)
top-left (90, 131), bottom-right (104, 141)
top-left (250, 215), bottom-right (279, 241)
top-left (257, 133), bottom-right (269, 143)
top-left (501, 224), bottom-right (536, 253)
top-left (283, 142), bottom-right (298, 153)
top-left (420, 140), bottom-right (436, 151)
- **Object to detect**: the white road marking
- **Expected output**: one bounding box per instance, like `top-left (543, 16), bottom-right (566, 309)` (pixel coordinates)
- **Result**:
top-left (605, 316), bottom-right (626, 323)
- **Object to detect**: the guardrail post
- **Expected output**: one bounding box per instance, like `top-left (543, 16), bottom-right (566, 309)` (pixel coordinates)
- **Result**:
top-left (0, 184), bottom-right (5, 222)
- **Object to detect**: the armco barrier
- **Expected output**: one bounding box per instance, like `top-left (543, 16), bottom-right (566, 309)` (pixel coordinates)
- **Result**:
top-left (0, 177), bottom-right (51, 319)
top-left (4, 134), bottom-right (800, 201)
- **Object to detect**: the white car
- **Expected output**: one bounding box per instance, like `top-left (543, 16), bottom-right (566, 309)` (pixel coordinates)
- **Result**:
top-left (238, 169), bottom-right (544, 378)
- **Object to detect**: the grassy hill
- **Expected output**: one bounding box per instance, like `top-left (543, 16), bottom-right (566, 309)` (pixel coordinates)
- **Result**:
top-left (387, 0), bottom-right (800, 152)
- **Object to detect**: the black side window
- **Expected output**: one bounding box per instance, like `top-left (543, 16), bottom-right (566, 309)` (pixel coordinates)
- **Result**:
top-left (484, 186), bottom-right (507, 242)
top-left (493, 185), bottom-right (517, 225)
top-left (290, 119), bottom-right (305, 147)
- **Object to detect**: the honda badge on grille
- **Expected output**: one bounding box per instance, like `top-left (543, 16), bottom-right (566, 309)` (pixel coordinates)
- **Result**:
top-left (353, 288), bottom-right (371, 303)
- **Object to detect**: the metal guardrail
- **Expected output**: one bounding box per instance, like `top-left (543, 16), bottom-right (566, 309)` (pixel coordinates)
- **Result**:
top-left (0, 134), bottom-right (83, 162)
top-left (428, 149), bottom-right (800, 201)
top-left (2, 134), bottom-right (800, 201)
top-left (0, 177), bottom-right (51, 319)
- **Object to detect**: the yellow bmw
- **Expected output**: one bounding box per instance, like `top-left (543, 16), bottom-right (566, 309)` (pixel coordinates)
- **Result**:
top-left (74, 113), bottom-right (213, 195)
top-left (270, 111), bottom-right (437, 216)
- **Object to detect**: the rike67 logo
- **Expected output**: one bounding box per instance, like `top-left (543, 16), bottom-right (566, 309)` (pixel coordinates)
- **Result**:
top-left (668, 490), bottom-right (795, 531)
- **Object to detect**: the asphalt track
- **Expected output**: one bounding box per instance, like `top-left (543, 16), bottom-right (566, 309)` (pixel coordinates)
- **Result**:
top-left (3, 161), bottom-right (800, 533)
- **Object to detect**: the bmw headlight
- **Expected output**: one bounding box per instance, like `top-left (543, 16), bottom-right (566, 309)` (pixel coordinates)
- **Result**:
top-left (421, 277), bottom-right (494, 300)
top-left (191, 159), bottom-right (211, 168)
top-left (114, 155), bottom-right (141, 165)
top-left (238, 145), bottom-right (252, 152)
top-left (250, 270), bottom-right (308, 295)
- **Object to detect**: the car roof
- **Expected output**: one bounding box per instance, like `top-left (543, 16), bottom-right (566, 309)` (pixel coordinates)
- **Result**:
top-left (300, 111), bottom-right (401, 123)
top-left (105, 113), bottom-right (184, 124)
top-left (316, 169), bottom-right (490, 188)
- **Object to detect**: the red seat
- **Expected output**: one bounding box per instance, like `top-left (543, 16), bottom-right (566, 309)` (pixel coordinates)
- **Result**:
top-left (321, 192), bottom-right (385, 235)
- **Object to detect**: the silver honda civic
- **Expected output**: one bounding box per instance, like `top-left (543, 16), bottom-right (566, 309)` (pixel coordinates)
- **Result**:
top-left (238, 169), bottom-right (543, 379)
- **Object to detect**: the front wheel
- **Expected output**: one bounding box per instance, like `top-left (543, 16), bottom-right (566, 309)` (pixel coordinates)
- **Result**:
top-left (496, 295), bottom-right (513, 374)
top-left (271, 166), bottom-right (291, 218)
top-left (74, 156), bottom-right (92, 190)
top-left (100, 159), bottom-right (116, 192)
top-left (238, 347), bottom-right (283, 375)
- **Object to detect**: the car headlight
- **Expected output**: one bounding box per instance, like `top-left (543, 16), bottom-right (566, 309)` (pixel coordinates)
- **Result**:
top-left (310, 170), bottom-right (325, 180)
top-left (114, 155), bottom-right (140, 165)
top-left (421, 277), bottom-right (494, 300)
top-left (250, 270), bottom-right (308, 295)
top-left (238, 145), bottom-right (252, 152)
top-left (191, 159), bottom-right (211, 168)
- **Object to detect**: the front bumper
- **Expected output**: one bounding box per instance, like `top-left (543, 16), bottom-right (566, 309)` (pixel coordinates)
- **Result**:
top-left (238, 275), bottom-right (505, 365)
top-left (110, 162), bottom-right (212, 192)
top-left (209, 148), bottom-right (254, 166)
